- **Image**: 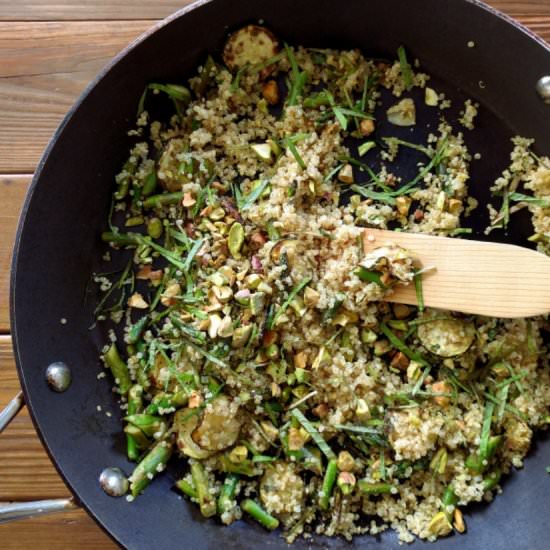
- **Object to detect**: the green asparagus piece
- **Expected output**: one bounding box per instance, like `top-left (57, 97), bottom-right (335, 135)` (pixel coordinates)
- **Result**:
top-left (358, 481), bottom-right (394, 495)
top-left (143, 191), bottom-right (183, 209)
top-left (129, 440), bottom-right (173, 497)
top-left (176, 478), bottom-right (198, 500)
top-left (441, 486), bottom-right (458, 509)
top-left (127, 317), bottom-right (149, 345)
top-left (104, 343), bottom-right (132, 394)
top-left (124, 424), bottom-right (150, 449)
top-left (142, 170), bottom-right (158, 197)
top-left (191, 461), bottom-right (217, 517)
top-left (147, 217), bottom-right (163, 239)
top-left (145, 390), bottom-right (189, 415)
top-left (319, 458), bottom-right (338, 510)
top-left (241, 499), bottom-right (279, 530)
top-left (483, 469), bottom-right (502, 491)
top-left (125, 414), bottom-right (167, 438)
top-left (101, 231), bottom-right (140, 247)
top-left (217, 473), bottom-right (239, 515)
top-left (126, 385), bottom-right (144, 460)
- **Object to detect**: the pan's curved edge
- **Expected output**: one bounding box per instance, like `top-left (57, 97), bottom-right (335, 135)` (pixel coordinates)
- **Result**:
top-left (8, 1), bottom-right (212, 547)
top-left (7, 0), bottom-right (550, 548)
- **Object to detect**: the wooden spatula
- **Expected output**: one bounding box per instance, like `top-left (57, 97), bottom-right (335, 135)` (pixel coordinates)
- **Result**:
top-left (361, 228), bottom-right (550, 318)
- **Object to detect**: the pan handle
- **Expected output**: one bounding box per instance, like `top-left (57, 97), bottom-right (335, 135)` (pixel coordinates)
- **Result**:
top-left (0, 392), bottom-right (79, 523)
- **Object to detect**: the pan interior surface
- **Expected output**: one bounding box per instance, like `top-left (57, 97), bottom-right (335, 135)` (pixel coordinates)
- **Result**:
top-left (10, 0), bottom-right (550, 548)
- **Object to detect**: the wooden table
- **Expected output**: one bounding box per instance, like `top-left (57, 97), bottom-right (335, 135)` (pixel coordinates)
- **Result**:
top-left (0, 1), bottom-right (549, 547)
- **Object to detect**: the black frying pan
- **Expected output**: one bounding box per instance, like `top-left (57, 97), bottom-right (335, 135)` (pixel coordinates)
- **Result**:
top-left (7, 0), bottom-right (550, 548)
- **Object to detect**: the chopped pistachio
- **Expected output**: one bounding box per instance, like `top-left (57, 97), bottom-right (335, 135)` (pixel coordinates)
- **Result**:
top-left (425, 87), bottom-right (439, 107)
top-left (228, 222), bottom-right (245, 258)
top-left (337, 451), bottom-right (356, 472)
top-left (428, 511), bottom-right (452, 537)
top-left (209, 207), bottom-right (226, 221)
top-left (430, 448), bottom-right (448, 475)
top-left (160, 283), bottom-right (181, 307)
top-left (393, 303), bottom-right (411, 319)
top-left (232, 324), bottom-right (253, 348)
top-left (251, 143), bottom-right (273, 163)
top-left (217, 316), bottom-right (234, 338)
top-left (338, 163), bottom-right (354, 184)
top-left (262, 80), bottom-right (279, 105)
top-left (212, 285), bottom-right (234, 303)
top-left (265, 343), bottom-right (279, 360)
top-left (128, 292), bottom-right (149, 309)
top-left (147, 217), bottom-right (163, 238)
top-left (359, 118), bottom-right (375, 137)
top-left (355, 398), bottom-right (370, 421)
top-left (294, 351), bottom-right (308, 370)
top-left (374, 339), bottom-right (391, 356)
top-left (288, 426), bottom-right (309, 450)
top-left (304, 286), bottom-right (320, 307)
top-left (245, 273), bottom-right (262, 289)
top-left (387, 98), bottom-right (416, 126)
top-left (289, 296), bottom-right (307, 317)
top-left (228, 445), bottom-right (248, 463)
top-left (447, 198), bottom-right (462, 215)
top-left (391, 351), bottom-right (410, 371)
top-left (234, 289), bottom-right (251, 306)
top-left (360, 328), bottom-right (377, 345)
top-left (260, 420), bottom-right (279, 442)
top-left (337, 471), bottom-right (356, 494)
top-left (407, 360), bottom-right (422, 383)
top-left (257, 281), bottom-right (273, 294)
top-left (210, 272), bottom-right (228, 287)
top-left (250, 292), bottom-right (266, 315)
top-left (431, 381), bottom-right (452, 407)
top-left (453, 508), bottom-right (466, 533)
top-left (219, 265), bottom-right (236, 286)
top-left (208, 314), bottom-right (222, 339)
top-left (395, 196), bottom-right (412, 216)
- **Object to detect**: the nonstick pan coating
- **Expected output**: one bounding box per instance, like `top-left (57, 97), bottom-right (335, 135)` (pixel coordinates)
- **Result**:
top-left (10, 0), bottom-right (550, 548)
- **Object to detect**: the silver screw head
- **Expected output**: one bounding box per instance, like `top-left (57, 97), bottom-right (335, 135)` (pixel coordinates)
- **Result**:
top-left (45, 362), bottom-right (72, 392)
top-left (99, 467), bottom-right (128, 497)
top-left (536, 76), bottom-right (550, 102)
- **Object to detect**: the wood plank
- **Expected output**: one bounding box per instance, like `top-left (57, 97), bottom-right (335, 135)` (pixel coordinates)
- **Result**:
top-left (492, 0), bottom-right (550, 16)
top-left (0, 0), bottom-right (190, 21)
top-left (0, 511), bottom-right (116, 549)
top-left (0, 335), bottom-right (70, 500)
top-left (0, 176), bottom-right (30, 333)
top-left (0, 0), bottom-right (548, 21)
top-left (0, 20), bottom-right (153, 174)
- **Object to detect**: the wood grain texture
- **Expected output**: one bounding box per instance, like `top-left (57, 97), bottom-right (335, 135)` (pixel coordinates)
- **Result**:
top-left (0, 0), bottom-right (192, 21)
top-left (0, 20), bottom-right (153, 173)
top-left (0, 335), bottom-right (70, 500)
top-left (0, 511), bottom-right (116, 549)
top-left (362, 229), bottom-right (550, 317)
top-left (0, 176), bottom-right (30, 333)
top-left (0, 0), bottom-right (548, 21)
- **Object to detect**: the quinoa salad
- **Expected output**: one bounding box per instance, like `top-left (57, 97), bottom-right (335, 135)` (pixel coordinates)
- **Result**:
top-left (95, 25), bottom-right (550, 543)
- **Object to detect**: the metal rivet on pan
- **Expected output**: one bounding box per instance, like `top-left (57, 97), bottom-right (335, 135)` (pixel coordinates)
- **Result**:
top-left (536, 76), bottom-right (550, 102)
top-left (45, 362), bottom-right (72, 392)
top-left (99, 467), bottom-right (128, 497)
